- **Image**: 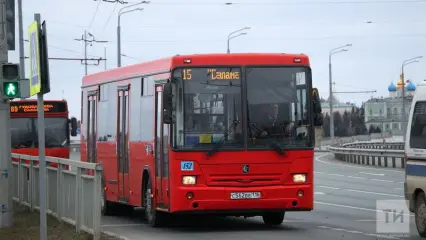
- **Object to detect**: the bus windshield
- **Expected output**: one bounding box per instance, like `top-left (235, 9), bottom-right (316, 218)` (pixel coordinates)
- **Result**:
top-left (172, 67), bottom-right (243, 150)
top-left (246, 67), bottom-right (313, 149)
top-left (11, 117), bottom-right (69, 149)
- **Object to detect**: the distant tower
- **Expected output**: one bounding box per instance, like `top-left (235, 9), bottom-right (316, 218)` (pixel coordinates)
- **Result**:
top-left (406, 80), bottom-right (416, 96)
top-left (388, 82), bottom-right (397, 98)
top-left (396, 77), bottom-right (404, 97)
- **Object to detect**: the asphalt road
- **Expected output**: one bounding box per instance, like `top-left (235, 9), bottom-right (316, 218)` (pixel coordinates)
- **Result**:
top-left (70, 151), bottom-right (422, 240)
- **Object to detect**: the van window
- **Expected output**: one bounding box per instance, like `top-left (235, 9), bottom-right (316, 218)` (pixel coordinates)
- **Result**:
top-left (409, 101), bottom-right (426, 149)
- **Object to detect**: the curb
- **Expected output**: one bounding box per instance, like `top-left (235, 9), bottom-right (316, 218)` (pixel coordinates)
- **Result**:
top-left (103, 231), bottom-right (128, 240)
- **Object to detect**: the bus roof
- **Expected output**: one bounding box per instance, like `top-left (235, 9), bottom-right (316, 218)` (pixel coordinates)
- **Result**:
top-left (82, 53), bottom-right (310, 87)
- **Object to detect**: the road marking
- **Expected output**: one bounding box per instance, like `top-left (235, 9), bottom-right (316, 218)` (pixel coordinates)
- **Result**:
top-left (314, 192), bottom-right (325, 195)
top-left (345, 188), bottom-right (403, 197)
top-left (395, 188), bottom-right (404, 190)
top-left (315, 153), bottom-right (404, 173)
top-left (356, 219), bottom-right (386, 222)
top-left (359, 172), bottom-right (385, 176)
top-left (314, 171), bottom-right (324, 174)
top-left (397, 182), bottom-right (404, 184)
top-left (102, 224), bottom-right (145, 227)
top-left (315, 201), bottom-right (414, 217)
top-left (317, 225), bottom-right (400, 239)
top-left (371, 179), bottom-right (395, 183)
top-left (316, 185), bottom-right (403, 197)
top-left (328, 173), bottom-right (345, 177)
top-left (347, 176), bottom-right (367, 179)
top-left (317, 185), bottom-right (339, 190)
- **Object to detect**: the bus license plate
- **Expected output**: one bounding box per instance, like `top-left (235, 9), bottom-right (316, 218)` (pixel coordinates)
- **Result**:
top-left (230, 192), bottom-right (261, 200)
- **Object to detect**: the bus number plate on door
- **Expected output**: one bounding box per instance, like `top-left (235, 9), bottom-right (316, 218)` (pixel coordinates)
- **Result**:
top-left (230, 192), bottom-right (261, 200)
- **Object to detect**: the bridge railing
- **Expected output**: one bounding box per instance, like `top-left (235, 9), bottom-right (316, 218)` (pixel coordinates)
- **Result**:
top-left (11, 153), bottom-right (103, 239)
top-left (328, 141), bottom-right (405, 168)
top-left (318, 132), bottom-right (392, 147)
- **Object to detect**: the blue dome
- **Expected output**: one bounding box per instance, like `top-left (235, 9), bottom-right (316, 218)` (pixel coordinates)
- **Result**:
top-left (407, 82), bottom-right (416, 91)
top-left (388, 82), bottom-right (397, 92)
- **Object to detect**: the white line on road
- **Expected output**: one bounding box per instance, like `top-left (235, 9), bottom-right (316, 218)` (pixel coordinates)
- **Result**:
top-left (371, 178), bottom-right (396, 183)
top-left (314, 192), bottom-right (325, 195)
top-left (315, 153), bottom-right (404, 173)
top-left (359, 172), bottom-right (385, 176)
top-left (347, 176), bottom-right (367, 179)
top-left (317, 225), bottom-right (400, 239)
top-left (345, 188), bottom-right (403, 197)
top-left (328, 173), bottom-right (345, 177)
top-left (317, 186), bottom-right (339, 190)
top-left (315, 201), bottom-right (414, 217)
top-left (316, 185), bottom-right (403, 197)
top-left (102, 224), bottom-right (145, 227)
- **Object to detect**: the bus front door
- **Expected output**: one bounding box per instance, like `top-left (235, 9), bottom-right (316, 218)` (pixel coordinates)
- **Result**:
top-left (154, 86), bottom-right (170, 209)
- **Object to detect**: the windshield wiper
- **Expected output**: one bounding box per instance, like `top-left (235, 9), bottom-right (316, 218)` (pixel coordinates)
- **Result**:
top-left (206, 120), bottom-right (240, 156)
top-left (249, 123), bottom-right (285, 156)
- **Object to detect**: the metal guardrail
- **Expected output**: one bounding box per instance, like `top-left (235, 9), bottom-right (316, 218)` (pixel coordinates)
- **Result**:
top-left (11, 153), bottom-right (103, 239)
top-left (328, 141), bottom-right (405, 168)
top-left (319, 132), bottom-right (392, 147)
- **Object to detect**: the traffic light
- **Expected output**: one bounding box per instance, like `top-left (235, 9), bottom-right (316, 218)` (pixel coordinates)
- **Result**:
top-left (5, 0), bottom-right (15, 51)
top-left (1, 64), bottom-right (20, 99)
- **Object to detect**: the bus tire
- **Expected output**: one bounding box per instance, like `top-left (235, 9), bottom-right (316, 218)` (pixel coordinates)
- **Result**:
top-left (101, 179), bottom-right (115, 216)
top-left (145, 177), bottom-right (167, 227)
top-left (262, 212), bottom-right (285, 226)
top-left (415, 192), bottom-right (426, 238)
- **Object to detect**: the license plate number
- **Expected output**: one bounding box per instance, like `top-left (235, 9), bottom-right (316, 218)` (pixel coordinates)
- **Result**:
top-left (230, 192), bottom-right (261, 200)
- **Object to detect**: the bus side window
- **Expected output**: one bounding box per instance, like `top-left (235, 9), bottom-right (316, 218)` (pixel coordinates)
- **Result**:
top-left (409, 101), bottom-right (426, 149)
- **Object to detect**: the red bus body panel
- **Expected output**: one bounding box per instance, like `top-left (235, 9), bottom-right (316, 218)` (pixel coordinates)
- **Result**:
top-left (81, 53), bottom-right (313, 214)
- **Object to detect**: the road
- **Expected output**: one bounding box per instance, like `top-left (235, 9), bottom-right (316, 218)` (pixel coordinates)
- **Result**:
top-left (70, 151), bottom-right (422, 240)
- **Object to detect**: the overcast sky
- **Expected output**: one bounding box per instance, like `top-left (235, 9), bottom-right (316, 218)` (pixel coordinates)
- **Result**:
top-left (9, 0), bottom-right (426, 119)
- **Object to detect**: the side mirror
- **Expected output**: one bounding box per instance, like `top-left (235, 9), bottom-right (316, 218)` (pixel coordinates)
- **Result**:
top-left (70, 117), bottom-right (78, 136)
top-left (162, 82), bottom-right (174, 124)
top-left (312, 88), bottom-right (323, 126)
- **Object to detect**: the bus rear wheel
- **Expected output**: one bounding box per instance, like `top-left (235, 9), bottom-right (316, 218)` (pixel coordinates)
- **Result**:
top-left (415, 192), bottom-right (426, 238)
top-left (145, 177), bottom-right (167, 227)
top-left (262, 212), bottom-right (285, 226)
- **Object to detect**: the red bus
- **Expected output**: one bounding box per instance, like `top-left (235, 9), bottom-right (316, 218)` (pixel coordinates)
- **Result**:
top-left (10, 100), bottom-right (78, 166)
top-left (80, 53), bottom-right (323, 227)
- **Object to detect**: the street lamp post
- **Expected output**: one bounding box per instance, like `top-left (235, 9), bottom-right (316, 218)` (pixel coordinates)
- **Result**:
top-left (227, 27), bottom-right (250, 53)
top-left (328, 44), bottom-right (352, 140)
top-left (401, 56), bottom-right (422, 141)
top-left (117, 3), bottom-right (144, 67)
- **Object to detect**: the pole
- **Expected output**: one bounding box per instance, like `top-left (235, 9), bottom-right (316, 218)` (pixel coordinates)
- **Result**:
top-left (328, 55), bottom-right (334, 140)
top-left (117, 24), bottom-right (121, 67)
top-left (84, 30), bottom-right (88, 75)
top-left (17, 0), bottom-right (25, 86)
top-left (227, 38), bottom-right (230, 53)
top-left (0, 0), bottom-right (13, 229)
top-left (401, 67), bottom-right (406, 142)
top-left (104, 46), bottom-right (107, 70)
top-left (35, 13), bottom-right (47, 240)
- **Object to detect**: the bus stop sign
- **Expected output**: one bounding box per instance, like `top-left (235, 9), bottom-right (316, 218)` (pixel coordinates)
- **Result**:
top-left (28, 21), bottom-right (41, 96)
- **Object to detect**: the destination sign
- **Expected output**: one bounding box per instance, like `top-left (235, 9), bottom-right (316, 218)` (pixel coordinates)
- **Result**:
top-left (10, 101), bottom-right (68, 113)
top-left (181, 68), bottom-right (241, 81)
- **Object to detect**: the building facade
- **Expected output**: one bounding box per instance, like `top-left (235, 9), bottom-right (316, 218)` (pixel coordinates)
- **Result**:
top-left (363, 78), bottom-right (416, 135)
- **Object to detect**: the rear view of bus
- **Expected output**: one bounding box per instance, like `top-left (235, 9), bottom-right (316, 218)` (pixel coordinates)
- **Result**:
top-left (155, 54), bottom-right (323, 226)
top-left (10, 100), bottom-right (78, 165)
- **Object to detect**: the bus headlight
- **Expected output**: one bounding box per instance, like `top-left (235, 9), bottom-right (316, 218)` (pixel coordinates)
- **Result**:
top-left (293, 174), bottom-right (306, 183)
top-left (182, 176), bottom-right (196, 185)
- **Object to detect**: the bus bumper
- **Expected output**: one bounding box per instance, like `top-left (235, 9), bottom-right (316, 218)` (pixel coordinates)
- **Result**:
top-left (171, 184), bottom-right (313, 214)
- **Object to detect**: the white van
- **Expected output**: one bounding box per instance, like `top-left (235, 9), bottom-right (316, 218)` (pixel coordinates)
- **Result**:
top-left (405, 83), bottom-right (426, 238)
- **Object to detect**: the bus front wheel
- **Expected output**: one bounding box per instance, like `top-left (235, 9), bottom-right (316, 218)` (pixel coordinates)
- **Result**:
top-left (262, 212), bottom-right (285, 226)
top-left (145, 177), bottom-right (167, 227)
top-left (415, 192), bottom-right (426, 238)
